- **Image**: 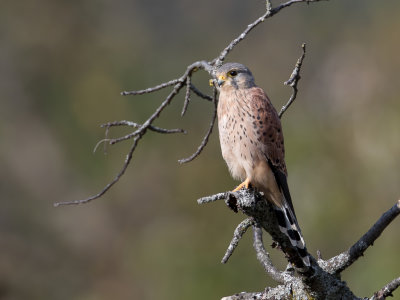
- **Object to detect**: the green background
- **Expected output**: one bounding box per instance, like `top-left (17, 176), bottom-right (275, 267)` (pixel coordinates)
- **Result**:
top-left (1, 0), bottom-right (399, 299)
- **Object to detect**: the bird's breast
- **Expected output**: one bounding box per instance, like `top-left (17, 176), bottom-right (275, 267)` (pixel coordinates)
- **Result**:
top-left (217, 91), bottom-right (264, 180)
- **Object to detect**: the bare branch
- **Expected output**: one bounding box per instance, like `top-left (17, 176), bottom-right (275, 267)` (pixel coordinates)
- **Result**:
top-left (221, 292), bottom-right (264, 300)
top-left (199, 189), bottom-right (358, 299)
top-left (279, 43), bottom-right (306, 118)
top-left (321, 200), bottom-right (400, 274)
top-left (265, 0), bottom-right (272, 12)
top-left (371, 277), bottom-right (400, 300)
top-left (54, 136), bottom-right (141, 207)
top-left (213, 0), bottom-right (322, 66)
top-left (92, 121), bottom-right (186, 153)
top-left (252, 225), bottom-right (287, 283)
top-left (55, 62), bottom-right (212, 206)
top-left (190, 84), bottom-right (213, 101)
top-left (197, 192), bottom-right (228, 204)
top-left (199, 189), bottom-right (311, 272)
top-left (101, 120), bottom-right (186, 134)
top-left (181, 76), bottom-right (192, 117)
top-left (221, 218), bottom-right (254, 264)
top-left (178, 88), bottom-right (218, 164)
top-left (121, 78), bottom-right (180, 96)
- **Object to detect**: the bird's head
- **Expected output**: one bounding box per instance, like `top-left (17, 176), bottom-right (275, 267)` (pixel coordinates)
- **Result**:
top-left (211, 63), bottom-right (256, 90)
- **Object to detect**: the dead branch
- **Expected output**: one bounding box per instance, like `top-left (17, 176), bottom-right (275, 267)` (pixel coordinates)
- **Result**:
top-left (199, 187), bottom-right (400, 299)
top-left (371, 277), bottom-right (400, 300)
top-left (279, 43), bottom-right (306, 118)
top-left (252, 225), bottom-right (287, 284)
top-left (54, 61), bottom-right (211, 206)
top-left (213, 0), bottom-right (323, 66)
top-left (321, 199), bottom-right (400, 275)
top-left (221, 218), bottom-right (254, 264)
top-left (178, 88), bottom-right (218, 164)
top-left (199, 189), bottom-right (359, 299)
top-left (54, 136), bottom-right (140, 207)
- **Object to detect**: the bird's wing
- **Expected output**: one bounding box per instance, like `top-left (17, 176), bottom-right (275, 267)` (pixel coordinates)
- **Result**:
top-left (247, 87), bottom-right (287, 174)
top-left (247, 87), bottom-right (298, 216)
top-left (245, 87), bottom-right (309, 267)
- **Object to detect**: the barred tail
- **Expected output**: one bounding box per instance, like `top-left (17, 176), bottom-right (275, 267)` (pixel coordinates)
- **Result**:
top-left (274, 204), bottom-right (310, 267)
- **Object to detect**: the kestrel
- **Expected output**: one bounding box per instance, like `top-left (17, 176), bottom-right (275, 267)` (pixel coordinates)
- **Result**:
top-left (215, 62), bottom-right (310, 267)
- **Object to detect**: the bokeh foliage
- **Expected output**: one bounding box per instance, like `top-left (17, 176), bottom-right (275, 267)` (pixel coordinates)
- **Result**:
top-left (1, 0), bottom-right (399, 299)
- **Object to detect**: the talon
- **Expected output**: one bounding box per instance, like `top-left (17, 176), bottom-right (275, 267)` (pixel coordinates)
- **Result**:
top-left (232, 178), bottom-right (250, 192)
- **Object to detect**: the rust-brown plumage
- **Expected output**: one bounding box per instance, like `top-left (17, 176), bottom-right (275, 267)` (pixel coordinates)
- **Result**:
top-left (215, 62), bottom-right (309, 267)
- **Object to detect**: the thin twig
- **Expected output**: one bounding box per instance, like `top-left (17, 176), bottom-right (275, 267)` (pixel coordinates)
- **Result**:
top-left (322, 200), bottom-right (400, 274)
top-left (106, 81), bottom-right (188, 146)
top-left (103, 124), bottom-right (110, 154)
top-left (181, 76), bottom-right (192, 116)
top-left (121, 78), bottom-right (180, 96)
top-left (190, 84), bottom-right (213, 101)
top-left (371, 277), bottom-right (400, 300)
top-left (178, 88), bottom-right (218, 164)
top-left (197, 192), bottom-right (229, 204)
top-left (222, 218), bottom-right (254, 264)
top-left (213, 0), bottom-right (321, 66)
top-left (54, 136), bottom-right (142, 206)
top-left (92, 121), bottom-right (186, 153)
top-left (252, 225), bottom-right (287, 283)
top-left (279, 43), bottom-right (306, 118)
top-left (101, 120), bottom-right (186, 134)
top-left (266, 0), bottom-right (272, 12)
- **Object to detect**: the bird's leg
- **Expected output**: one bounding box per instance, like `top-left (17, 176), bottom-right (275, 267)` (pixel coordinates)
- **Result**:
top-left (232, 178), bottom-right (251, 192)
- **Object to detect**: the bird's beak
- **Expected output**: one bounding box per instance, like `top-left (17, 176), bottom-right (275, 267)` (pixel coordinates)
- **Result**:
top-left (217, 75), bottom-right (226, 87)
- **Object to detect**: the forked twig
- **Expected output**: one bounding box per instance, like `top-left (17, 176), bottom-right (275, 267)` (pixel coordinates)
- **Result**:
top-left (190, 84), bottom-right (213, 101)
top-left (121, 78), bottom-right (180, 96)
top-left (197, 192), bottom-right (228, 204)
top-left (181, 76), bottom-right (192, 117)
top-left (279, 43), bottom-right (306, 118)
top-left (221, 218), bottom-right (254, 264)
top-left (178, 88), bottom-right (217, 164)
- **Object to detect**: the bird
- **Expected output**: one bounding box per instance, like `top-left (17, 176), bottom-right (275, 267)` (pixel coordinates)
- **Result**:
top-left (214, 62), bottom-right (310, 267)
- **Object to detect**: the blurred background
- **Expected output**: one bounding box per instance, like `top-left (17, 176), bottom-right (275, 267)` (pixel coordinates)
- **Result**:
top-left (1, 0), bottom-right (399, 299)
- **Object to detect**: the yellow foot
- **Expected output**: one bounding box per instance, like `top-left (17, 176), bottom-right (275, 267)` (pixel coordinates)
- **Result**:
top-left (232, 178), bottom-right (251, 192)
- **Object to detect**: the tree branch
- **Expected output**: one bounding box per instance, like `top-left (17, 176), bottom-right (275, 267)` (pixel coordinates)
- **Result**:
top-left (221, 218), bottom-right (254, 264)
top-left (178, 88), bottom-right (217, 164)
top-left (252, 225), bottom-right (287, 284)
top-left (279, 43), bottom-right (306, 118)
top-left (121, 78), bottom-right (180, 96)
top-left (321, 199), bottom-right (400, 274)
top-left (199, 189), bottom-right (359, 299)
top-left (214, 0), bottom-right (323, 66)
top-left (54, 136), bottom-right (141, 207)
top-left (181, 76), bottom-right (192, 117)
top-left (371, 277), bottom-right (400, 300)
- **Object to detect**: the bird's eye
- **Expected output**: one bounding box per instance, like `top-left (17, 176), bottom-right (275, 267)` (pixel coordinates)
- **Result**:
top-left (228, 70), bottom-right (238, 77)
